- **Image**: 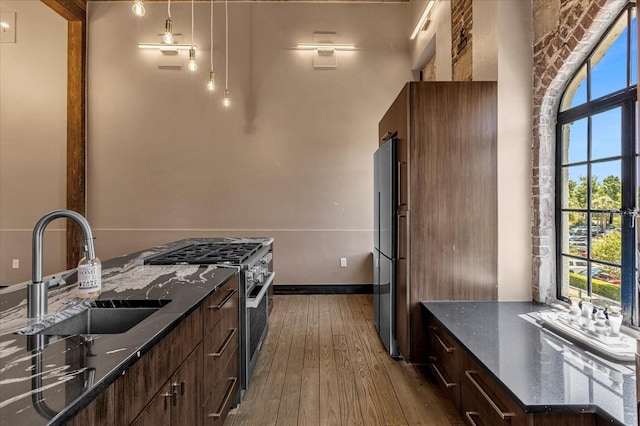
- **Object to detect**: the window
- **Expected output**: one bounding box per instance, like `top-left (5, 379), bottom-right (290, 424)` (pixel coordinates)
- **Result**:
top-left (556, 5), bottom-right (638, 325)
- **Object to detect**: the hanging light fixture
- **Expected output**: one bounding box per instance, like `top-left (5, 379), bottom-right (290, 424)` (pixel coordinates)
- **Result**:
top-left (132, 0), bottom-right (145, 17)
top-left (207, 0), bottom-right (216, 90)
top-left (223, 0), bottom-right (230, 106)
top-left (188, 0), bottom-right (197, 71)
top-left (163, 0), bottom-right (174, 44)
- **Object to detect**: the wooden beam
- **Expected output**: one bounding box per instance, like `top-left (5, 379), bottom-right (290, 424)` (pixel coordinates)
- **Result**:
top-left (41, 0), bottom-right (86, 21)
top-left (66, 20), bottom-right (86, 269)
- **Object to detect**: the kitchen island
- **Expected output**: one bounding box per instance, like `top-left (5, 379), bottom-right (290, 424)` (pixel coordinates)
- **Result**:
top-left (422, 301), bottom-right (637, 426)
top-left (0, 239), bottom-right (257, 425)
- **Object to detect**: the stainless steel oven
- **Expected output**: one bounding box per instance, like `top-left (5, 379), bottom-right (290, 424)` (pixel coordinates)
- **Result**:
top-left (239, 247), bottom-right (274, 397)
top-left (244, 265), bottom-right (274, 384)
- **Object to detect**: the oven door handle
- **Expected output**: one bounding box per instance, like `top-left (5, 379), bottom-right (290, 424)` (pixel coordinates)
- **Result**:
top-left (246, 272), bottom-right (275, 309)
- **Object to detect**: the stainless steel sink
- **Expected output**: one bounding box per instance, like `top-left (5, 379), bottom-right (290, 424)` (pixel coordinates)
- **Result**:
top-left (16, 299), bottom-right (172, 336)
top-left (38, 307), bottom-right (159, 335)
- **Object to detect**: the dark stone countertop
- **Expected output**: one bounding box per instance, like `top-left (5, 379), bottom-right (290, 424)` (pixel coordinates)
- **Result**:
top-left (421, 301), bottom-right (637, 426)
top-left (0, 238), bottom-right (266, 426)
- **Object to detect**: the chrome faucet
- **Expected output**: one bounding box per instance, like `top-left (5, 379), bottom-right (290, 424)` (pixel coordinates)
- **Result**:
top-left (28, 209), bottom-right (96, 318)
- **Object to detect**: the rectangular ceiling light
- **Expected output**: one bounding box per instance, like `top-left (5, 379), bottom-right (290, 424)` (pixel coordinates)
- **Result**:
top-left (138, 43), bottom-right (196, 51)
top-left (296, 43), bottom-right (355, 51)
top-left (410, 0), bottom-right (436, 40)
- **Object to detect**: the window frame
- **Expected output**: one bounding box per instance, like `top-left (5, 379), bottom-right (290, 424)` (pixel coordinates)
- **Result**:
top-left (555, 4), bottom-right (638, 325)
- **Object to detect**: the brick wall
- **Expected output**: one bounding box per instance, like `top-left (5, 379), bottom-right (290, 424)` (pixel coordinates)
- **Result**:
top-left (451, 0), bottom-right (472, 80)
top-left (530, 0), bottom-right (626, 302)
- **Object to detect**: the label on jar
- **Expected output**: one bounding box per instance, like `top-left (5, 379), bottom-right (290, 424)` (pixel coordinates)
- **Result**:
top-left (78, 263), bottom-right (102, 294)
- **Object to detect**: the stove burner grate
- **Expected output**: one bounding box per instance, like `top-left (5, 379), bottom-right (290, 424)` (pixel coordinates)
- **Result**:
top-left (145, 242), bottom-right (263, 265)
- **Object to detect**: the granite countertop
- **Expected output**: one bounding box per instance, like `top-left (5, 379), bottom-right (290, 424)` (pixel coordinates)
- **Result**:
top-left (421, 301), bottom-right (637, 426)
top-left (0, 238), bottom-right (267, 426)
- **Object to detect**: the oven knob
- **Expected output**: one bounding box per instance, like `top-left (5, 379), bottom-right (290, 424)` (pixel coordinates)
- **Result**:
top-left (246, 271), bottom-right (254, 282)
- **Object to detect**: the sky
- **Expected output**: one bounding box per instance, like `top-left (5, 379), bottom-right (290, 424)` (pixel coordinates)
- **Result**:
top-left (565, 16), bottom-right (637, 185)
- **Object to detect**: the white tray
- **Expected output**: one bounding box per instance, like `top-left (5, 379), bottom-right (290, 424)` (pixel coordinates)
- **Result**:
top-left (537, 310), bottom-right (636, 362)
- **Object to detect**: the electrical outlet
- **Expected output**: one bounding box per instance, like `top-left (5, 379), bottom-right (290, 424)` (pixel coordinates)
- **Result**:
top-left (12, 259), bottom-right (19, 269)
top-left (340, 257), bottom-right (347, 268)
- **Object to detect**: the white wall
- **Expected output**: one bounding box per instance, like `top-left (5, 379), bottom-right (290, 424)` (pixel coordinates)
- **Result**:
top-left (497, 1), bottom-right (532, 300)
top-left (86, 2), bottom-right (411, 285)
top-left (0, 1), bottom-right (67, 285)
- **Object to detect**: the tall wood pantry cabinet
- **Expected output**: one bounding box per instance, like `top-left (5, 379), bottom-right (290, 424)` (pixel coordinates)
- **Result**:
top-left (378, 82), bottom-right (498, 363)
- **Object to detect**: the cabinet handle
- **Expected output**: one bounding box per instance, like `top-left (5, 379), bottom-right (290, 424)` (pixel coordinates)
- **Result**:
top-left (209, 289), bottom-right (237, 311)
top-left (430, 363), bottom-right (457, 389)
top-left (434, 332), bottom-right (454, 353)
top-left (209, 328), bottom-right (237, 357)
top-left (172, 380), bottom-right (185, 396)
top-left (163, 391), bottom-right (175, 409)
top-left (207, 377), bottom-right (237, 419)
top-left (465, 371), bottom-right (515, 420)
top-left (465, 411), bottom-right (481, 426)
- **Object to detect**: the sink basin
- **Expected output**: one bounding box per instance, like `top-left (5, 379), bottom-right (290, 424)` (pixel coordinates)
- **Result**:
top-left (38, 307), bottom-right (159, 335)
top-left (16, 299), bottom-right (172, 336)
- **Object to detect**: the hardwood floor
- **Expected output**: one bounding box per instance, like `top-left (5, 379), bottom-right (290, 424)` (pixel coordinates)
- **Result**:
top-left (223, 295), bottom-right (463, 426)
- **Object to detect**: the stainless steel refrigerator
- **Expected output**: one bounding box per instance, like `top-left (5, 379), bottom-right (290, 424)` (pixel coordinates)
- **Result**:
top-left (373, 136), bottom-right (399, 357)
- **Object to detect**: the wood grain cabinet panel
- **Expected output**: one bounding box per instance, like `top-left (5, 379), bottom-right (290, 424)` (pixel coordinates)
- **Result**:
top-left (114, 307), bottom-right (202, 426)
top-left (425, 316), bottom-right (463, 412)
top-left (379, 82), bottom-right (498, 362)
top-left (131, 347), bottom-right (202, 426)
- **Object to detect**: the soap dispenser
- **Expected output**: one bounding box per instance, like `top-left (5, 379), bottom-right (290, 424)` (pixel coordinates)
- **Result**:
top-left (77, 255), bottom-right (101, 298)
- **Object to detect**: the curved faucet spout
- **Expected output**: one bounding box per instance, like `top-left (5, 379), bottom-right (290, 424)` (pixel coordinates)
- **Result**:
top-left (28, 209), bottom-right (96, 318)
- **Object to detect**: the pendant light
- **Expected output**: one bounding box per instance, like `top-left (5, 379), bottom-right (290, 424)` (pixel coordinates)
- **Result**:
top-left (188, 0), bottom-right (197, 71)
top-left (207, 0), bottom-right (216, 91)
top-left (223, 0), bottom-right (230, 106)
top-left (132, 0), bottom-right (145, 17)
top-left (163, 0), bottom-right (174, 45)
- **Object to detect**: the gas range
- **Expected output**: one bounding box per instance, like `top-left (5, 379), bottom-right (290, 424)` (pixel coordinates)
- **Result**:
top-left (143, 242), bottom-right (264, 266)
top-left (142, 239), bottom-right (274, 402)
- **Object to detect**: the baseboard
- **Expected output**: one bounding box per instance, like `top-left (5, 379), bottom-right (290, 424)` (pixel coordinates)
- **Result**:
top-left (273, 284), bottom-right (373, 295)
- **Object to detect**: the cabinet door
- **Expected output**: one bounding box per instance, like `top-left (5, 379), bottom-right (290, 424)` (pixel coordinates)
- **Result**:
top-left (131, 384), bottom-right (173, 426)
top-left (172, 347), bottom-right (202, 426)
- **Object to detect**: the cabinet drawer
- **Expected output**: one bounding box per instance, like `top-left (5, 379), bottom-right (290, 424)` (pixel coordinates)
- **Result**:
top-left (461, 356), bottom-right (526, 426)
top-left (203, 275), bottom-right (238, 334)
top-left (426, 317), bottom-right (463, 410)
top-left (204, 347), bottom-right (239, 426)
top-left (204, 320), bottom-right (239, 391)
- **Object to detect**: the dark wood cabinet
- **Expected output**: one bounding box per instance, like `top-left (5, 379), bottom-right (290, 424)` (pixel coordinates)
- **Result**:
top-left (71, 274), bottom-right (240, 426)
top-left (379, 82), bottom-right (498, 362)
top-left (132, 347), bottom-right (202, 426)
top-left (202, 276), bottom-right (240, 424)
top-left (425, 310), bottom-right (602, 426)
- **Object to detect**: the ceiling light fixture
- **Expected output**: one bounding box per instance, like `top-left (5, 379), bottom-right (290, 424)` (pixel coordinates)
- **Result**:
top-left (296, 43), bottom-right (355, 52)
top-left (188, 0), bottom-right (197, 71)
top-left (207, 0), bottom-right (216, 91)
top-left (223, 0), bottom-right (230, 107)
top-left (163, 0), bottom-right (174, 44)
top-left (137, 43), bottom-right (195, 51)
top-left (132, 0), bottom-right (145, 17)
top-left (410, 0), bottom-right (436, 40)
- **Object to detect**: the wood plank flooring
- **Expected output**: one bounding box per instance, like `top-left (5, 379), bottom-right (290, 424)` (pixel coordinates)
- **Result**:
top-left (224, 295), bottom-right (463, 426)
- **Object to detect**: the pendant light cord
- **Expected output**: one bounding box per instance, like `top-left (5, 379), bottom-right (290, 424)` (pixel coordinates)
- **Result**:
top-left (168, 0), bottom-right (171, 18)
top-left (210, 0), bottom-right (214, 71)
top-left (191, 0), bottom-right (194, 44)
top-left (225, 0), bottom-right (229, 89)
